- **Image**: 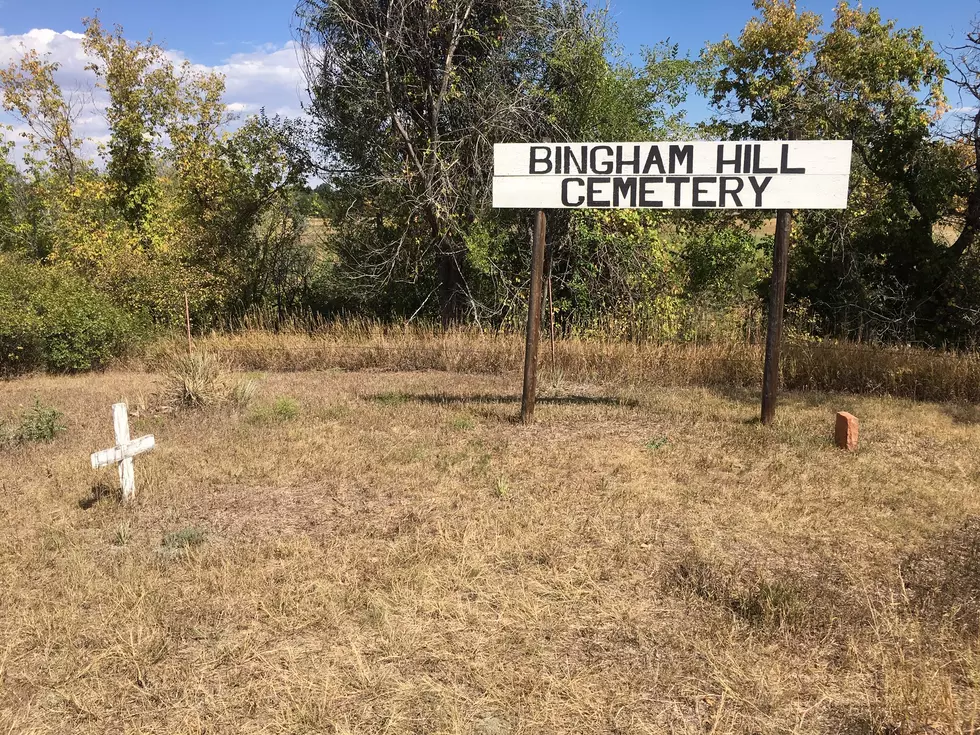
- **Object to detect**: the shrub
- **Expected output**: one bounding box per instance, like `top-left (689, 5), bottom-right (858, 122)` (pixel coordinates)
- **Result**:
top-left (0, 255), bottom-right (139, 375)
top-left (1, 397), bottom-right (66, 447)
top-left (16, 398), bottom-right (65, 443)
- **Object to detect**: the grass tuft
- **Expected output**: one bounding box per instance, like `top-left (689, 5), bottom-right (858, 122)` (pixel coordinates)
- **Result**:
top-left (371, 390), bottom-right (411, 406)
top-left (162, 527), bottom-right (207, 550)
top-left (229, 378), bottom-right (258, 408)
top-left (160, 351), bottom-right (228, 409)
top-left (111, 523), bottom-right (131, 547)
top-left (451, 414), bottom-right (476, 431)
top-left (248, 396), bottom-right (300, 424)
top-left (645, 436), bottom-right (669, 451)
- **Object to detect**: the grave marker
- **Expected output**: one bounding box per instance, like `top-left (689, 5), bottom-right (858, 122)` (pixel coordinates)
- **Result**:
top-left (90, 403), bottom-right (155, 501)
top-left (835, 412), bottom-right (859, 452)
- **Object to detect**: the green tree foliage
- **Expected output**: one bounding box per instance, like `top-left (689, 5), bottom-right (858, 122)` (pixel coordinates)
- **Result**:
top-left (299, 0), bottom-right (726, 334)
top-left (0, 131), bottom-right (15, 248)
top-left (0, 254), bottom-right (137, 374)
top-left (179, 113), bottom-right (315, 319)
top-left (3, 3), bottom-right (980, 363)
top-left (82, 16), bottom-right (177, 229)
top-left (0, 18), bottom-right (318, 369)
top-left (540, 12), bottom-right (731, 338)
top-left (0, 50), bottom-right (85, 182)
top-left (708, 0), bottom-right (973, 344)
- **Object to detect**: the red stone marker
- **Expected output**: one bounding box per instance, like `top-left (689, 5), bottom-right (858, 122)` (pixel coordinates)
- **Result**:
top-left (835, 412), bottom-right (859, 451)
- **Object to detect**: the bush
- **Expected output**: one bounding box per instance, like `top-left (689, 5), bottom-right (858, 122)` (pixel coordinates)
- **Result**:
top-left (1, 397), bottom-right (66, 447)
top-left (0, 256), bottom-right (139, 375)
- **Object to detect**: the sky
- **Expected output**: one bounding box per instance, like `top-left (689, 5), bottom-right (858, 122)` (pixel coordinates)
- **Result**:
top-left (0, 0), bottom-right (977, 159)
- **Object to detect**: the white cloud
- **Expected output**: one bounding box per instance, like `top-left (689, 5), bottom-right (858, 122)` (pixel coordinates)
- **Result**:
top-left (0, 28), bottom-right (311, 164)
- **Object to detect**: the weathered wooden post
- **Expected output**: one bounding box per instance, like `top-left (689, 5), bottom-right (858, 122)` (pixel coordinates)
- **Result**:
top-left (521, 210), bottom-right (547, 424)
top-left (761, 207), bottom-right (793, 425)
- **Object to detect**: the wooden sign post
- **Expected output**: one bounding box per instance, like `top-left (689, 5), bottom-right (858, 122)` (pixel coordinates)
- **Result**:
top-left (761, 208), bottom-right (793, 425)
top-left (521, 210), bottom-right (547, 423)
top-left (493, 140), bottom-right (852, 424)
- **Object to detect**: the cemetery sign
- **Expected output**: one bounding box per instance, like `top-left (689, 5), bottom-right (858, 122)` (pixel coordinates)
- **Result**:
top-left (492, 141), bottom-right (852, 210)
top-left (495, 139), bottom-right (854, 426)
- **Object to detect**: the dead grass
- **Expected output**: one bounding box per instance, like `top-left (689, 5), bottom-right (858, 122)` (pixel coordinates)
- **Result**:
top-left (157, 350), bottom-right (256, 411)
top-left (1, 366), bottom-right (980, 733)
top-left (139, 323), bottom-right (980, 404)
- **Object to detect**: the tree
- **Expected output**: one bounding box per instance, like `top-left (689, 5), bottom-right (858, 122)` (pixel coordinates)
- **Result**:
top-left (0, 130), bottom-right (15, 248)
top-left (0, 50), bottom-right (86, 183)
top-left (540, 8), bottom-right (715, 338)
top-left (947, 18), bottom-right (980, 272)
top-left (177, 113), bottom-right (315, 320)
top-left (0, 19), bottom-right (320, 328)
top-left (707, 0), bottom-right (963, 344)
top-left (299, 0), bottom-right (715, 331)
top-left (707, 0), bottom-right (822, 139)
top-left (298, 0), bottom-right (558, 325)
top-left (81, 16), bottom-right (175, 229)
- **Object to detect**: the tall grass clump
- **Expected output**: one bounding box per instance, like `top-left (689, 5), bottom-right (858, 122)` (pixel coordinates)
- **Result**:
top-left (161, 351), bottom-right (227, 408)
top-left (159, 351), bottom-right (257, 410)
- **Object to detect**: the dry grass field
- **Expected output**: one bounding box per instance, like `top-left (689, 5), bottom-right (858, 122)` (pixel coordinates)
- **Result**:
top-left (2, 362), bottom-right (980, 733)
top-left (148, 324), bottom-right (980, 404)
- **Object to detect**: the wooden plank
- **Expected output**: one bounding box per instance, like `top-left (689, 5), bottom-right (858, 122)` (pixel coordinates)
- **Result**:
top-left (494, 141), bottom-right (854, 178)
top-left (90, 436), bottom-right (156, 469)
top-left (761, 209), bottom-right (793, 425)
top-left (112, 403), bottom-right (136, 501)
top-left (521, 211), bottom-right (547, 424)
top-left (492, 173), bottom-right (851, 210)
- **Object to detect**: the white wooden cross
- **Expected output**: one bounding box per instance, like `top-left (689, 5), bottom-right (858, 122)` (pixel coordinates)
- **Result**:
top-left (90, 403), bottom-right (155, 501)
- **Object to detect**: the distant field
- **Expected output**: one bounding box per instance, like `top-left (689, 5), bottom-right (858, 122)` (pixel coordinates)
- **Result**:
top-left (753, 219), bottom-right (963, 243)
top-left (1, 365), bottom-right (979, 733)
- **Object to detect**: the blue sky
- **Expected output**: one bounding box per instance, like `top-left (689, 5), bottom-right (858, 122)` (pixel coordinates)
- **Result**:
top-left (0, 0), bottom-right (977, 153)
top-left (1, 0), bottom-right (974, 63)
top-left (612, 0), bottom-right (971, 60)
top-left (0, 0), bottom-right (304, 64)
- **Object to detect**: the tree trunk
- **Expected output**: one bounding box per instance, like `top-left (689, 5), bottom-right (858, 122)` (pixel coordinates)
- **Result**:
top-left (951, 109), bottom-right (980, 263)
top-left (439, 252), bottom-right (466, 328)
top-left (951, 189), bottom-right (980, 263)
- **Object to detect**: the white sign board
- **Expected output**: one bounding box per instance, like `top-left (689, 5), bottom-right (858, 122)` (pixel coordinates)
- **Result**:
top-left (492, 141), bottom-right (852, 210)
